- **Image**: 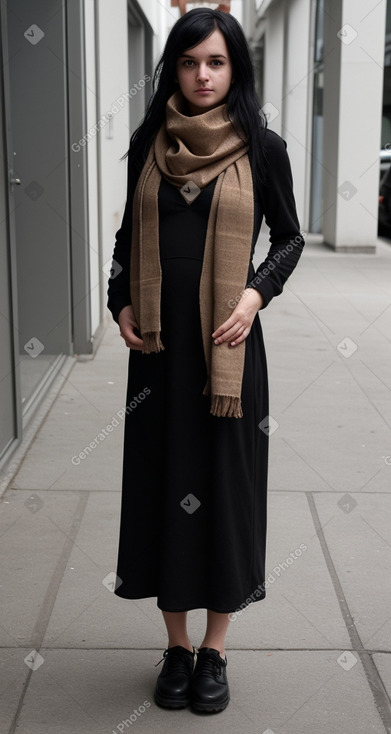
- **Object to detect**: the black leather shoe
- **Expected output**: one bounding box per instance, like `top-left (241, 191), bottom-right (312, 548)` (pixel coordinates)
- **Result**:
top-left (191, 647), bottom-right (230, 713)
top-left (154, 645), bottom-right (196, 709)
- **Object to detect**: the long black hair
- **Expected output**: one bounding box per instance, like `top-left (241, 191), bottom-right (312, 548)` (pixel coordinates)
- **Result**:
top-left (122, 8), bottom-right (268, 190)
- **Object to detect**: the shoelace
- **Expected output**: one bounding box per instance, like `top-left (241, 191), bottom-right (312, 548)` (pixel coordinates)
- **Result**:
top-left (193, 651), bottom-right (226, 679)
top-left (155, 646), bottom-right (197, 668)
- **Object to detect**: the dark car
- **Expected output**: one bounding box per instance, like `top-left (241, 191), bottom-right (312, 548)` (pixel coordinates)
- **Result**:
top-left (379, 164), bottom-right (391, 237)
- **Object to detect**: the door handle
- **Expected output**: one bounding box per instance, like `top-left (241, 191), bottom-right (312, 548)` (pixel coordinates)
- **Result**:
top-left (9, 171), bottom-right (21, 191)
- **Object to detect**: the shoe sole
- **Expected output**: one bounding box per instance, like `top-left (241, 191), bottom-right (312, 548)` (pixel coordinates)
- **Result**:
top-left (191, 696), bottom-right (230, 713)
top-left (154, 691), bottom-right (190, 709)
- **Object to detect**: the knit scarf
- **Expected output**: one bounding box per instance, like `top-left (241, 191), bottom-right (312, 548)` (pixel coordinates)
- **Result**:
top-left (130, 89), bottom-right (254, 418)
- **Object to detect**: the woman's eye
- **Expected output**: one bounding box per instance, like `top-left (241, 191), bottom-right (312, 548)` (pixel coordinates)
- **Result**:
top-left (181, 59), bottom-right (223, 68)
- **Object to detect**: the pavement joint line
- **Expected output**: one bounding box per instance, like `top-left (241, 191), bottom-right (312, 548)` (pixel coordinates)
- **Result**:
top-left (30, 492), bottom-right (90, 648)
top-left (7, 667), bottom-right (34, 734)
top-left (3, 487), bottom-right (123, 493)
top-left (306, 491), bottom-right (391, 733)
top-left (7, 491), bottom-right (89, 734)
top-left (3, 488), bottom-right (390, 494)
top-left (1, 646), bottom-right (391, 653)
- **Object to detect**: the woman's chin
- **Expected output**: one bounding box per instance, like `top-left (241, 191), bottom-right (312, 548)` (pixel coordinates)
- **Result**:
top-left (186, 95), bottom-right (225, 116)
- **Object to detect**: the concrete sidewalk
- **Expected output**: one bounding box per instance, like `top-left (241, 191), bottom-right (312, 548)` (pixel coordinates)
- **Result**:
top-left (1, 234), bottom-right (391, 734)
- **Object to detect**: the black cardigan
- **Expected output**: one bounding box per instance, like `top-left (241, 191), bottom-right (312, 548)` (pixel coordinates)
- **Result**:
top-left (107, 128), bottom-right (305, 325)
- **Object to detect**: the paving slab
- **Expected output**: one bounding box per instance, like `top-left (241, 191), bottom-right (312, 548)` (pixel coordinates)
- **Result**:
top-left (11, 340), bottom-right (129, 492)
top-left (0, 489), bottom-right (84, 647)
top-left (262, 247), bottom-right (391, 495)
top-left (0, 649), bottom-right (384, 734)
top-left (314, 492), bottom-right (391, 651)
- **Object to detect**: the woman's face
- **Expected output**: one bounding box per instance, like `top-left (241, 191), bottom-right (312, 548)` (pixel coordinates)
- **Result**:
top-left (176, 29), bottom-right (233, 116)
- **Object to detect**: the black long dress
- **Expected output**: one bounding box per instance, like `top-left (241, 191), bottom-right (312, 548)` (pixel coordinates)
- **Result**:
top-left (107, 128), bottom-right (305, 613)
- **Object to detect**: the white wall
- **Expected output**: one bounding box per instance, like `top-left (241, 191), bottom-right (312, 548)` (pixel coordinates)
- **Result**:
top-left (259, 0), bottom-right (311, 231)
top-left (323, 0), bottom-right (386, 250)
top-left (84, 0), bottom-right (100, 336)
top-left (282, 0), bottom-right (311, 231)
top-left (95, 0), bottom-right (130, 326)
top-left (261, 0), bottom-right (284, 136)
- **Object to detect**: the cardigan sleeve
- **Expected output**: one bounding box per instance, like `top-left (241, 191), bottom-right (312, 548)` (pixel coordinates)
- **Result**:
top-left (106, 154), bottom-right (139, 325)
top-left (246, 130), bottom-right (305, 310)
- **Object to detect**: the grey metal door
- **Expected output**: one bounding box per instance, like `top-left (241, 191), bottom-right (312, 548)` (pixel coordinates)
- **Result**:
top-left (6, 0), bottom-right (72, 413)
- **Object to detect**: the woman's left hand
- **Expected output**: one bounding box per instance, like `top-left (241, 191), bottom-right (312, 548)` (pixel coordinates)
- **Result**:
top-left (212, 288), bottom-right (263, 347)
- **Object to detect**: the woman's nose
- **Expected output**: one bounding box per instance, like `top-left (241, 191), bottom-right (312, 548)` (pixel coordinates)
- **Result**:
top-left (197, 64), bottom-right (209, 81)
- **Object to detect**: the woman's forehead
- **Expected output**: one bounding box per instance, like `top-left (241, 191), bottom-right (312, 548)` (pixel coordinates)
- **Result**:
top-left (180, 29), bottom-right (229, 57)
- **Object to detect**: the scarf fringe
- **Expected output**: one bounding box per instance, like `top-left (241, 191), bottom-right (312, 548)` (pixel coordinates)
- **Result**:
top-left (210, 394), bottom-right (243, 419)
top-left (142, 331), bottom-right (165, 354)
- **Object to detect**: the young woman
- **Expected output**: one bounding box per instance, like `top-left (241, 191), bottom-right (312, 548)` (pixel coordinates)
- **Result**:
top-left (107, 7), bottom-right (305, 715)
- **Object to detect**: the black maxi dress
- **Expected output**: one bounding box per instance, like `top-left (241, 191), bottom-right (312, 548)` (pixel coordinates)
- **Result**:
top-left (107, 128), bottom-right (305, 614)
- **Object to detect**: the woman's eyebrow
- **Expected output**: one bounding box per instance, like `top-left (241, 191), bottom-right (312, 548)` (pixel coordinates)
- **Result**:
top-left (179, 53), bottom-right (227, 59)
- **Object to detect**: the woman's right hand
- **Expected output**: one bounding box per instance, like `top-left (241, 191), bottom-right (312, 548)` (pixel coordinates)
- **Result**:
top-left (118, 305), bottom-right (144, 350)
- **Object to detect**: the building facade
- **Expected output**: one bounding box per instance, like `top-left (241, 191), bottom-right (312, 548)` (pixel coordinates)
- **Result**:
top-left (251, 0), bottom-right (388, 252)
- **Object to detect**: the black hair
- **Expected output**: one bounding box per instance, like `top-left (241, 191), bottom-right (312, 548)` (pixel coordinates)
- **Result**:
top-left (121, 8), bottom-right (268, 190)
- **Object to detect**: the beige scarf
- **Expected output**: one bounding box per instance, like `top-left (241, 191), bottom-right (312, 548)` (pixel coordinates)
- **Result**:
top-left (130, 89), bottom-right (254, 418)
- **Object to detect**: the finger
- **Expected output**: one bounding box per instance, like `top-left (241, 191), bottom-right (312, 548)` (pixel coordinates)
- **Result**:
top-left (120, 331), bottom-right (144, 348)
top-left (125, 341), bottom-right (143, 351)
top-left (229, 326), bottom-right (250, 346)
top-left (214, 322), bottom-right (247, 344)
top-left (212, 314), bottom-right (237, 339)
top-left (228, 325), bottom-right (247, 344)
top-left (123, 333), bottom-right (144, 349)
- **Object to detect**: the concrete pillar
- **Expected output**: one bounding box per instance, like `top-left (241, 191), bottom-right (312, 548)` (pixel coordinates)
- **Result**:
top-left (322, 0), bottom-right (386, 252)
top-left (261, 0), bottom-right (285, 137)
